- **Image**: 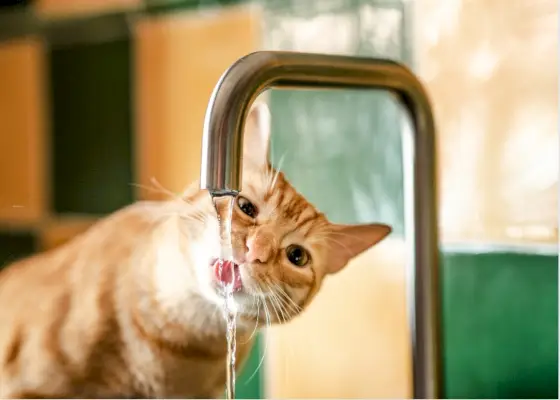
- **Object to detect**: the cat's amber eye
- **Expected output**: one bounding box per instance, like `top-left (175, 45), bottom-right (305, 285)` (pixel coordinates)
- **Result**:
top-left (286, 245), bottom-right (310, 267)
top-left (237, 196), bottom-right (258, 218)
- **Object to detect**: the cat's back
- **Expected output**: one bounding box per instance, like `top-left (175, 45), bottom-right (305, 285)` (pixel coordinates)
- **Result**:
top-left (0, 201), bottom-right (167, 398)
top-left (0, 201), bottom-right (163, 306)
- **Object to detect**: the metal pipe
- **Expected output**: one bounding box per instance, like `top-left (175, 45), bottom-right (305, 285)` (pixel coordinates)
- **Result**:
top-left (200, 51), bottom-right (442, 399)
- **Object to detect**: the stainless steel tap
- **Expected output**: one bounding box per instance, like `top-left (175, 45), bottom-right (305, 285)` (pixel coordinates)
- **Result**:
top-left (199, 51), bottom-right (442, 399)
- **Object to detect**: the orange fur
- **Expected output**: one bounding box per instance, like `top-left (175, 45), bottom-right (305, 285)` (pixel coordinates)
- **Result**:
top-left (0, 103), bottom-right (391, 398)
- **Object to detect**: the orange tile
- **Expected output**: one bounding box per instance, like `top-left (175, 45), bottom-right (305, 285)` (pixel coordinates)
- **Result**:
top-left (133, 4), bottom-right (262, 200)
top-left (38, 217), bottom-right (97, 251)
top-left (0, 38), bottom-right (47, 224)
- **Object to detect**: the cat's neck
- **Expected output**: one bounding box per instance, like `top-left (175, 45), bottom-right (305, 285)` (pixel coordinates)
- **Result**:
top-left (122, 201), bottom-right (254, 350)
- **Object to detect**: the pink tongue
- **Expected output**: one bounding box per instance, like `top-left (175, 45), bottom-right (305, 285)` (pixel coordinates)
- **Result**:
top-left (213, 260), bottom-right (243, 291)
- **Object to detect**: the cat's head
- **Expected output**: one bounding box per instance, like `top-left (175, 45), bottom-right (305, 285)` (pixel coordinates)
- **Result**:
top-left (198, 102), bottom-right (391, 326)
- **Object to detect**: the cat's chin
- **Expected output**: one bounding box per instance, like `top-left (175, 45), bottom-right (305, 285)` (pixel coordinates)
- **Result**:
top-left (199, 258), bottom-right (264, 319)
top-left (207, 282), bottom-right (261, 319)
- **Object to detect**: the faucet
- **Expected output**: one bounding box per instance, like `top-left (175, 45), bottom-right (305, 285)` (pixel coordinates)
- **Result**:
top-left (199, 51), bottom-right (442, 399)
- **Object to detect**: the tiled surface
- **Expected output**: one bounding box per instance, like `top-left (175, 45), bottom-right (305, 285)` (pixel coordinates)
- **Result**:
top-left (134, 5), bottom-right (261, 199)
top-left (0, 39), bottom-right (47, 224)
top-left (415, 0), bottom-right (558, 245)
top-left (49, 38), bottom-right (134, 215)
top-left (265, 0), bottom-right (408, 234)
top-left (0, 230), bottom-right (38, 268)
top-left (442, 251), bottom-right (558, 399)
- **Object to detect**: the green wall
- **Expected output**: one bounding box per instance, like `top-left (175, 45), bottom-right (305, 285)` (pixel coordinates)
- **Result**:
top-left (442, 250), bottom-right (558, 399)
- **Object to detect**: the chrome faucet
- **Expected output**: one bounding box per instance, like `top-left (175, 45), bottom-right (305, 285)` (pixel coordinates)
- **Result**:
top-left (200, 51), bottom-right (442, 399)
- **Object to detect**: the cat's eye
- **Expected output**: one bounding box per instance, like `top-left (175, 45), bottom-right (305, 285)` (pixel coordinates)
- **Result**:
top-left (286, 245), bottom-right (310, 267)
top-left (237, 196), bottom-right (258, 218)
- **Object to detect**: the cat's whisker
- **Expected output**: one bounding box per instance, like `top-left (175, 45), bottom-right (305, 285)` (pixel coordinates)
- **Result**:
top-left (272, 283), bottom-right (302, 314)
top-left (323, 230), bottom-right (374, 243)
top-left (130, 177), bottom-right (182, 201)
top-left (315, 229), bottom-right (384, 248)
top-left (275, 295), bottom-right (290, 324)
top-left (0, 100), bottom-right (394, 398)
top-left (309, 234), bottom-right (356, 257)
top-left (129, 183), bottom-right (178, 200)
top-left (265, 284), bottom-right (288, 324)
top-left (269, 167), bottom-right (282, 192)
top-left (265, 281), bottom-right (294, 313)
top-left (266, 151), bottom-right (288, 192)
top-left (241, 297), bottom-right (260, 344)
top-left (183, 200), bottom-right (214, 215)
top-left (262, 282), bottom-right (282, 324)
top-left (244, 293), bottom-right (271, 384)
top-left (271, 285), bottom-right (300, 320)
top-left (149, 177), bottom-right (180, 198)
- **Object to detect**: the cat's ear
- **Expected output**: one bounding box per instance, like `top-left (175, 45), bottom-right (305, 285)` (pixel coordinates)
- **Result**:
top-left (325, 223), bottom-right (391, 274)
top-left (243, 102), bottom-right (271, 167)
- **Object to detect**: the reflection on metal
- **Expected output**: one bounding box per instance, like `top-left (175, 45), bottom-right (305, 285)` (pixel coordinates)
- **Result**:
top-left (199, 51), bottom-right (441, 398)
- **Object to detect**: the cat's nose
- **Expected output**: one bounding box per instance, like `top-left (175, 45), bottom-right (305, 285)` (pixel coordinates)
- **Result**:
top-left (246, 230), bottom-right (275, 264)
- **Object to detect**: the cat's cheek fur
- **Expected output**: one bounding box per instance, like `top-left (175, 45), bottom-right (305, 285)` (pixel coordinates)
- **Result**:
top-left (151, 219), bottom-right (195, 303)
top-left (190, 217), bottom-right (223, 305)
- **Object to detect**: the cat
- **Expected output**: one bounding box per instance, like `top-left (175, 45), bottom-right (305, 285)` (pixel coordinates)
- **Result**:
top-left (0, 102), bottom-right (391, 399)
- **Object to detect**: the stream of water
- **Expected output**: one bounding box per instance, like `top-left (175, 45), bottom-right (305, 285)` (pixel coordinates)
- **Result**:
top-left (211, 194), bottom-right (237, 400)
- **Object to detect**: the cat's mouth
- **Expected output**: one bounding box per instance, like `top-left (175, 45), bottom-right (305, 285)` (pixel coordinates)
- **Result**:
top-left (210, 258), bottom-right (243, 292)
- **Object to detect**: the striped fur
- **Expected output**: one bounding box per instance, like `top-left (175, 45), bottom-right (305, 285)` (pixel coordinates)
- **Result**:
top-left (0, 103), bottom-right (390, 398)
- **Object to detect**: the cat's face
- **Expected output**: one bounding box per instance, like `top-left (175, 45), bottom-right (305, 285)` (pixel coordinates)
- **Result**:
top-left (196, 103), bottom-right (391, 326)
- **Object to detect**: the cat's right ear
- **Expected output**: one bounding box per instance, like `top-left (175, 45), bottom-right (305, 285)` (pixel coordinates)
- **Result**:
top-left (243, 102), bottom-right (271, 167)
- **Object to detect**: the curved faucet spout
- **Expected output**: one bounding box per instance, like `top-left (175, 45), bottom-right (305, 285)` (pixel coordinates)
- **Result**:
top-left (199, 50), bottom-right (442, 399)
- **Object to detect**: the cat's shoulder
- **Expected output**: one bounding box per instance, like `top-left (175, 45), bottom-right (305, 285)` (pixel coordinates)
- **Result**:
top-left (0, 201), bottom-right (169, 278)
top-left (90, 200), bottom-right (177, 231)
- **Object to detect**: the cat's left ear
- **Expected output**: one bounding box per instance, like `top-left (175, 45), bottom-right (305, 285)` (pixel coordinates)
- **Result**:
top-left (243, 102), bottom-right (271, 167)
top-left (325, 223), bottom-right (392, 274)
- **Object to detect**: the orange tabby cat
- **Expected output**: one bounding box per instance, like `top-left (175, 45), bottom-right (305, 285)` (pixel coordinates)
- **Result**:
top-left (0, 103), bottom-right (391, 398)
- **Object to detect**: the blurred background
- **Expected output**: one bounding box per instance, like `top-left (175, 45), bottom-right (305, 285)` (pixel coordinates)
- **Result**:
top-left (0, 0), bottom-right (557, 398)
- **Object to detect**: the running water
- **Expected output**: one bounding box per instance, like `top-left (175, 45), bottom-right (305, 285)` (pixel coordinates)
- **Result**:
top-left (211, 194), bottom-right (237, 400)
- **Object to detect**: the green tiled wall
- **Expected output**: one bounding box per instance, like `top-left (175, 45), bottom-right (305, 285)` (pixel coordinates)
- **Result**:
top-left (236, 334), bottom-right (264, 399)
top-left (442, 250), bottom-right (558, 399)
top-left (267, 0), bottom-right (409, 233)
top-left (0, 231), bottom-right (37, 268)
top-left (50, 38), bottom-right (134, 215)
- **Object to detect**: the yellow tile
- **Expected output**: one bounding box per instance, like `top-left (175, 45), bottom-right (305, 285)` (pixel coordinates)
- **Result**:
top-left (265, 238), bottom-right (411, 399)
top-left (415, 0), bottom-right (558, 245)
top-left (0, 38), bottom-right (47, 224)
top-left (133, 4), bottom-right (262, 201)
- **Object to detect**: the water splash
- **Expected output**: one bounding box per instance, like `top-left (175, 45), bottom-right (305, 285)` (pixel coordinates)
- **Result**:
top-left (211, 194), bottom-right (237, 400)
